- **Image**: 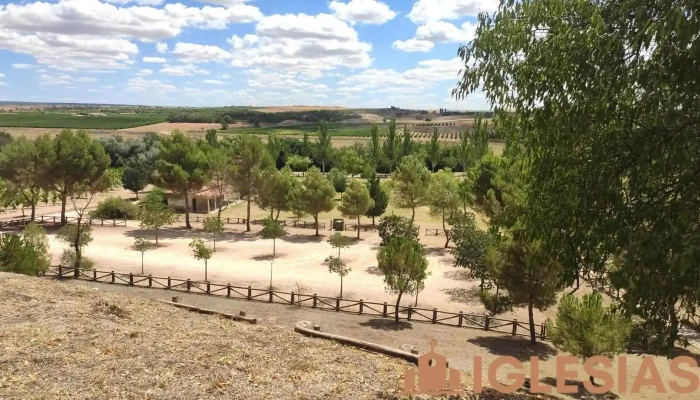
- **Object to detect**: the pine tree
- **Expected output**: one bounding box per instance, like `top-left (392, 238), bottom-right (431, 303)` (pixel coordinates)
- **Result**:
top-left (364, 171), bottom-right (389, 225)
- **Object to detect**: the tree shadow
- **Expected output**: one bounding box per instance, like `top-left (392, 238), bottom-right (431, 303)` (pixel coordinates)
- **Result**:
top-left (251, 253), bottom-right (286, 261)
top-left (424, 247), bottom-right (447, 257)
top-left (539, 377), bottom-right (620, 399)
top-left (281, 234), bottom-right (324, 244)
top-left (467, 336), bottom-right (557, 361)
top-left (443, 269), bottom-right (471, 281)
top-left (365, 266), bottom-right (384, 276)
top-left (359, 318), bottom-right (413, 331)
top-left (441, 287), bottom-right (481, 305)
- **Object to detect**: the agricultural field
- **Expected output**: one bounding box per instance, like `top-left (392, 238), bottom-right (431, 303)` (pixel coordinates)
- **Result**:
top-left (0, 112), bottom-right (166, 129)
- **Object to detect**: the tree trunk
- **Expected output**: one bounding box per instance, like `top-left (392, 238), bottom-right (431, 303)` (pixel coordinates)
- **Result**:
top-left (442, 211), bottom-right (449, 248)
top-left (356, 216), bottom-right (361, 239)
top-left (205, 259), bottom-right (208, 282)
top-left (60, 194), bottom-right (67, 226)
top-left (394, 291), bottom-right (404, 322)
top-left (372, 215), bottom-right (375, 226)
top-left (184, 192), bottom-right (191, 229)
top-left (414, 289), bottom-right (419, 306)
top-left (135, 191), bottom-right (139, 200)
top-left (314, 215), bottom-right (319, 236)
top-left (667, 298), bottom-right (679, 352)
top-left (340, 276), bottom-right (343, 298)
top-left (213, 234), bottom-right (216, 251)
top-left (273, 238), bottom-right (276, 257)
top-left (275, 208), bottom-right (281, 221)
top-left (246, 195), bottom-right (251, 232)
top-left (528, 302), bottom-right (536, 344)
top-left (155, 227), bottom-right (159, 245)
top-left (141, 253), bottom-right (144, 275)
top-left (270, 208), bottom-right (273, 219)
top-left (410, 207), bottom-right (415, 224)
top-left (30, 201), bottom-right (36, 222)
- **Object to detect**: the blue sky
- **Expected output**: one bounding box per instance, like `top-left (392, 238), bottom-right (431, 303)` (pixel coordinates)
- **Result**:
top-left (0, 0), bottom-right (493, 109)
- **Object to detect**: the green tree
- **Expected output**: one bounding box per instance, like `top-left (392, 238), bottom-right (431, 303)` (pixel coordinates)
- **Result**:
top-left (327, 168), bottom-right (348, 199)
top-left (22, 222), bottom-right (51, 273)
top-left (57, 222), bottom-right (94, 274)
top-left (231, 134), bottom-right (273, 232)
top-left (326, 256), bottom-right (351, 297)
top-left (328, 232), bottom-right (351, 260)
top-left (287, 174), bottom-right (306, 221)
top-left (153, 131), bottom-right (210, 229)
top-left (220, 115), bottom-right (231, 131)
top-left (286, 154), bottom-right (312, 172)
top-left (547, 292), bottom-right (632, 386)
top-left (260, 218), bottom-right (286, 288)
top-left (301, 132), bottom-right (312, 159)
top-left (454, 0), bottom-right (699, 353)
top-left (189, 238), bottom-right (213, 281)
top-left (339, 179), bottom-right (373, 239)
top-left (0, 137), bottom-right (42, 221)
top-left (35, 130), bottom-right (110, 225)
top-left (377, 215), bottom-right (419, 247)
top-left (428, 128), bottom-right (442, 172)
top-left (364, 171), bottom-right (389, 225)
top-left (207, 147), bottom-right (235, 219)
top-left (377, 237), bottom-right (429, 322)
top-left (0, 233), bottom-right (50, 275)
top-left (382, 119), bottom-right (398, 173)
top-left (301, 167), bottom-right (335, 236)
top-left (0, 131), bottom-right (13, 148)
top-left (138, 197), bottom-right (177, 245)
top-left (401, 125), bottom-right (413, 157)
top-left (132, 237), bottom-right (157, 274)
top-left (428, 169), bottom-right (460, 247)
top-left (314, 122), bottom-right (332, 173)
top-left (205, 129), bottom-right (218, 147)
top-left (449, 210), bottom-right (491, 289)
top-left (256, 165), bottom-right (297, 220)
top-left (391, 155), bottom-right (430, 223)
top-left (202, 216), bottom-right (224, 251)
top-left (267, 133), bottom-right (281, 163)
top-left (368, 123), bottom-right (382, 169)
top-left (340, 149), bottom-right (366, 177)
top-left (121, 157), bottom-right (150, 199)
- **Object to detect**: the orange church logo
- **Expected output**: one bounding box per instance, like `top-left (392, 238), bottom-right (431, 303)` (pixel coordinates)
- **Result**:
top-left (402, 339), bottom-right (463, 395)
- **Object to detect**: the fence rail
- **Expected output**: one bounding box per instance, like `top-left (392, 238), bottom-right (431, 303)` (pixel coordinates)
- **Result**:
top-left (0, 215), bottom-right (127, 228)
top-left (42, 266), bottom-right (548, 340)
top-left (425, 228), bottom-right (447, 236)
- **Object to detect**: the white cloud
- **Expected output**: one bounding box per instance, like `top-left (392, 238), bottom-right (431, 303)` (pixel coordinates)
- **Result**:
top-left (172, 43), bottom-right (232, 63)
top-left (12, 63), bottom-right (35, 69)
top-left (136, 69), bottom-right (153, 76)
top-left (0, 82), bottom-right (5, 86)
top-left (392, 38), bottom-right (434, 52)
top-left (329, 0), bottom-right (396, 25)
top-left (159, 64), bottom-right (210, 76)
top-left (230, 13), bottom-right (372, 70)
top-left (0, 0), bottom-right (263, 41)
top-left (38, 73), bottom-right (72, 85)
top-left (155, 42), bottom-right (168, 54)
top-left (202, 79), bottom-right (224, 84)
top-left (0, 30), bottom-right (138, 71)
top-left (195, 0), bottom-right (248, 5)
top-left (0, 73), bottom-right (4, 78)
top-left (406, 0), bottom-right (498, 24)
top-left (143, 57), bottom-right (167, 63)
top-left (126, 77), bottom-right (176, 92)
top-left (76, 77), bottom-right (98, 82)
top-left (104, 0), bottom-right (164, 5)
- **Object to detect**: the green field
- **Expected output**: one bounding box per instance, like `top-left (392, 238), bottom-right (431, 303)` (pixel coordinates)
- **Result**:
top-left (225, 123), bottom-right (378, 137)
top-left (0, 112), bottom-right (167, 129)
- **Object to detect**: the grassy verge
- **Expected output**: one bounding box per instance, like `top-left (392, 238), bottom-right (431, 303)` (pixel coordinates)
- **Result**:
top-left (0, 112), bottom-right (167, 129)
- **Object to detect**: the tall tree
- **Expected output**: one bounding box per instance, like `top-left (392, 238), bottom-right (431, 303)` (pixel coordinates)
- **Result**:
top-left (364, 171), bottom-right (389, 225)
top-left (0, 137), bottom-right (42, 221)
top-left (377, 237), bottom-right (429, 322)
top-left (231, 134), bottom-right (273, 232)
top-left (339, 180), bottom-right (374, 239)
top-left (454, 0), bottom-right (700, 353)
top-left (368, 123), bottom-right (382, 169)
top-left (207, 147), bottom-right (236, 219)
top-left (427, 169), bottom-right (460, 247)
top-left (327, 168), bottom-right (348, 199)
top-left (138, 196), bottom-right (177, 245)
top-left (377, 215), bottom-right (419, 247)
top-left (382, 119), bottom-right (398, 173)
top-left (301, 132), bottom-right (312, 159)
top-left (301, 167), bottom-right (335, 236)
top-left (340, 149), bottom-right (366, 177)
top-left (401, 125), bottom-right (413, 157)
top-left (256, 165), bottom-right (296, 220)
top-left (35, 130), bottom-right (110, 225)
top-left (450, 210), bottom-right (491, 289)
top-left (153, 131), bottom-right (210, 229)
top-left (428, 128), bottom-right (442, 172)
top-left (205, 129), bottom-right (218, 147)
top-left (314, 122), bottom-right (332, 173)
top-left (121, 157), bottom-right (151, 199)
top-left (326, 256), bottom-right (351, 298)
top-left (391, 155), bottom-right (430, 223)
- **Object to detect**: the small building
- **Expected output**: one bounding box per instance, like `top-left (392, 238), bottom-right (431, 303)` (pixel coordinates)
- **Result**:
top-left (164, 188), bottom-right (225, 215)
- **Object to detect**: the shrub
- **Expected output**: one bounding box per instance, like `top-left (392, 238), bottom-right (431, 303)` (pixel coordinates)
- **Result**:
top-left (60, 249), bottom-right (95, 270)
top-left (90, 197), bottom-right (139, 220)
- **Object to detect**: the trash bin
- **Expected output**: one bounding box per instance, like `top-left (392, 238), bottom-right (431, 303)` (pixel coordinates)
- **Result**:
top-left (333, 218), bottom-right (344, 231)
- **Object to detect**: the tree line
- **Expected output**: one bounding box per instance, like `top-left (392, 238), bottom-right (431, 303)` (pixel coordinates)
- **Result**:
top-left (166, 109), bottom-right (360, 125)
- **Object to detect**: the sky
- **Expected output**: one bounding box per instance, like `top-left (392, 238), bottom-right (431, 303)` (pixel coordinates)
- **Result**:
top-left (0, 0), bottom-right (494, 109)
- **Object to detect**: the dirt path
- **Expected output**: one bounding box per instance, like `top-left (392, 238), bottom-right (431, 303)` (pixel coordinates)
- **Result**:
top-left (57, 278), bottom-right (700, 400)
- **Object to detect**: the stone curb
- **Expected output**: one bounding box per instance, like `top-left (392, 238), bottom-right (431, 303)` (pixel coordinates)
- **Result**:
top-left (157, 299), bottom-right (258, 324)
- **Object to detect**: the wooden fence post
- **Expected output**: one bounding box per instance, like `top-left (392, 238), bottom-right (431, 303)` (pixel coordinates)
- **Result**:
top-left (359, 299), bottom-right (364, 314)
top-left (247, 286), bottom-right (252, 300)
top-left (148, 275), bottom-right (152, 287)
top-left (458, 311), bottom-right (463, 327)
top-left (268, 290), bottom-right (273, 303)
top-left (167, 277), bottom-right (171, 289)
top-left (206, 282), bottom-right (211, 294)
top-left (432, 308), bottom-right (438, 324)
top-left (227, 284), bottom-right (231, 297)
top-left (186, 279), bottom-right (191, 292)
top-left (291, 291), bottom-right (295, 305)
top-left (101, 220), bottom-right (104, 227)
top-left (407, 306), bottom-right (413, 321)
top-left (58, 265), bottom-right (63, 279)
top-left (485, 316), bottom-right (490, 331)
top-left (112, 220), bottom-right (116, 227)
top-left (335, 296), bottom-right (340, 312)
top-left (129, 273), bottom-right (133, 286)
top-left (512, 319), bottom-right (517, 336)
top-left (540, 322), bottom-right (547, 340)
top-left (93, 270), bottom-right (97, 280)
top-left (111, 271), bottom-right (115, 283)
top-left (313, 294), bottom-right (318, 308)
top-left (383, 302), bottom-right (388, 317)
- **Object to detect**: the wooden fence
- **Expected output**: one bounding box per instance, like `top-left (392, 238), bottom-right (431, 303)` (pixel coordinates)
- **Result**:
top-left (425, 228), bottom-right (447, 236)
top-left (42, 266), bottom-right (548, 341)
top-left (0, 215), bottom-right (127, 228)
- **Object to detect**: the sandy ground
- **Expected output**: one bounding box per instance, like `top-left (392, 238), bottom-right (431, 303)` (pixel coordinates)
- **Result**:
top-left (57, 278), bottom-right (700, 400)
top-left (120, 122), bottom-right (225, 133)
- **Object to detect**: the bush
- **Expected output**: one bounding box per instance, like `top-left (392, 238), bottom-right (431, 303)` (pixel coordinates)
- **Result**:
top-left (140, 187), bottom-right (167, 206)
top-left (60, 249), bottom-right (95, 270)
top-left (90, 197), bottom-right (139, 220)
